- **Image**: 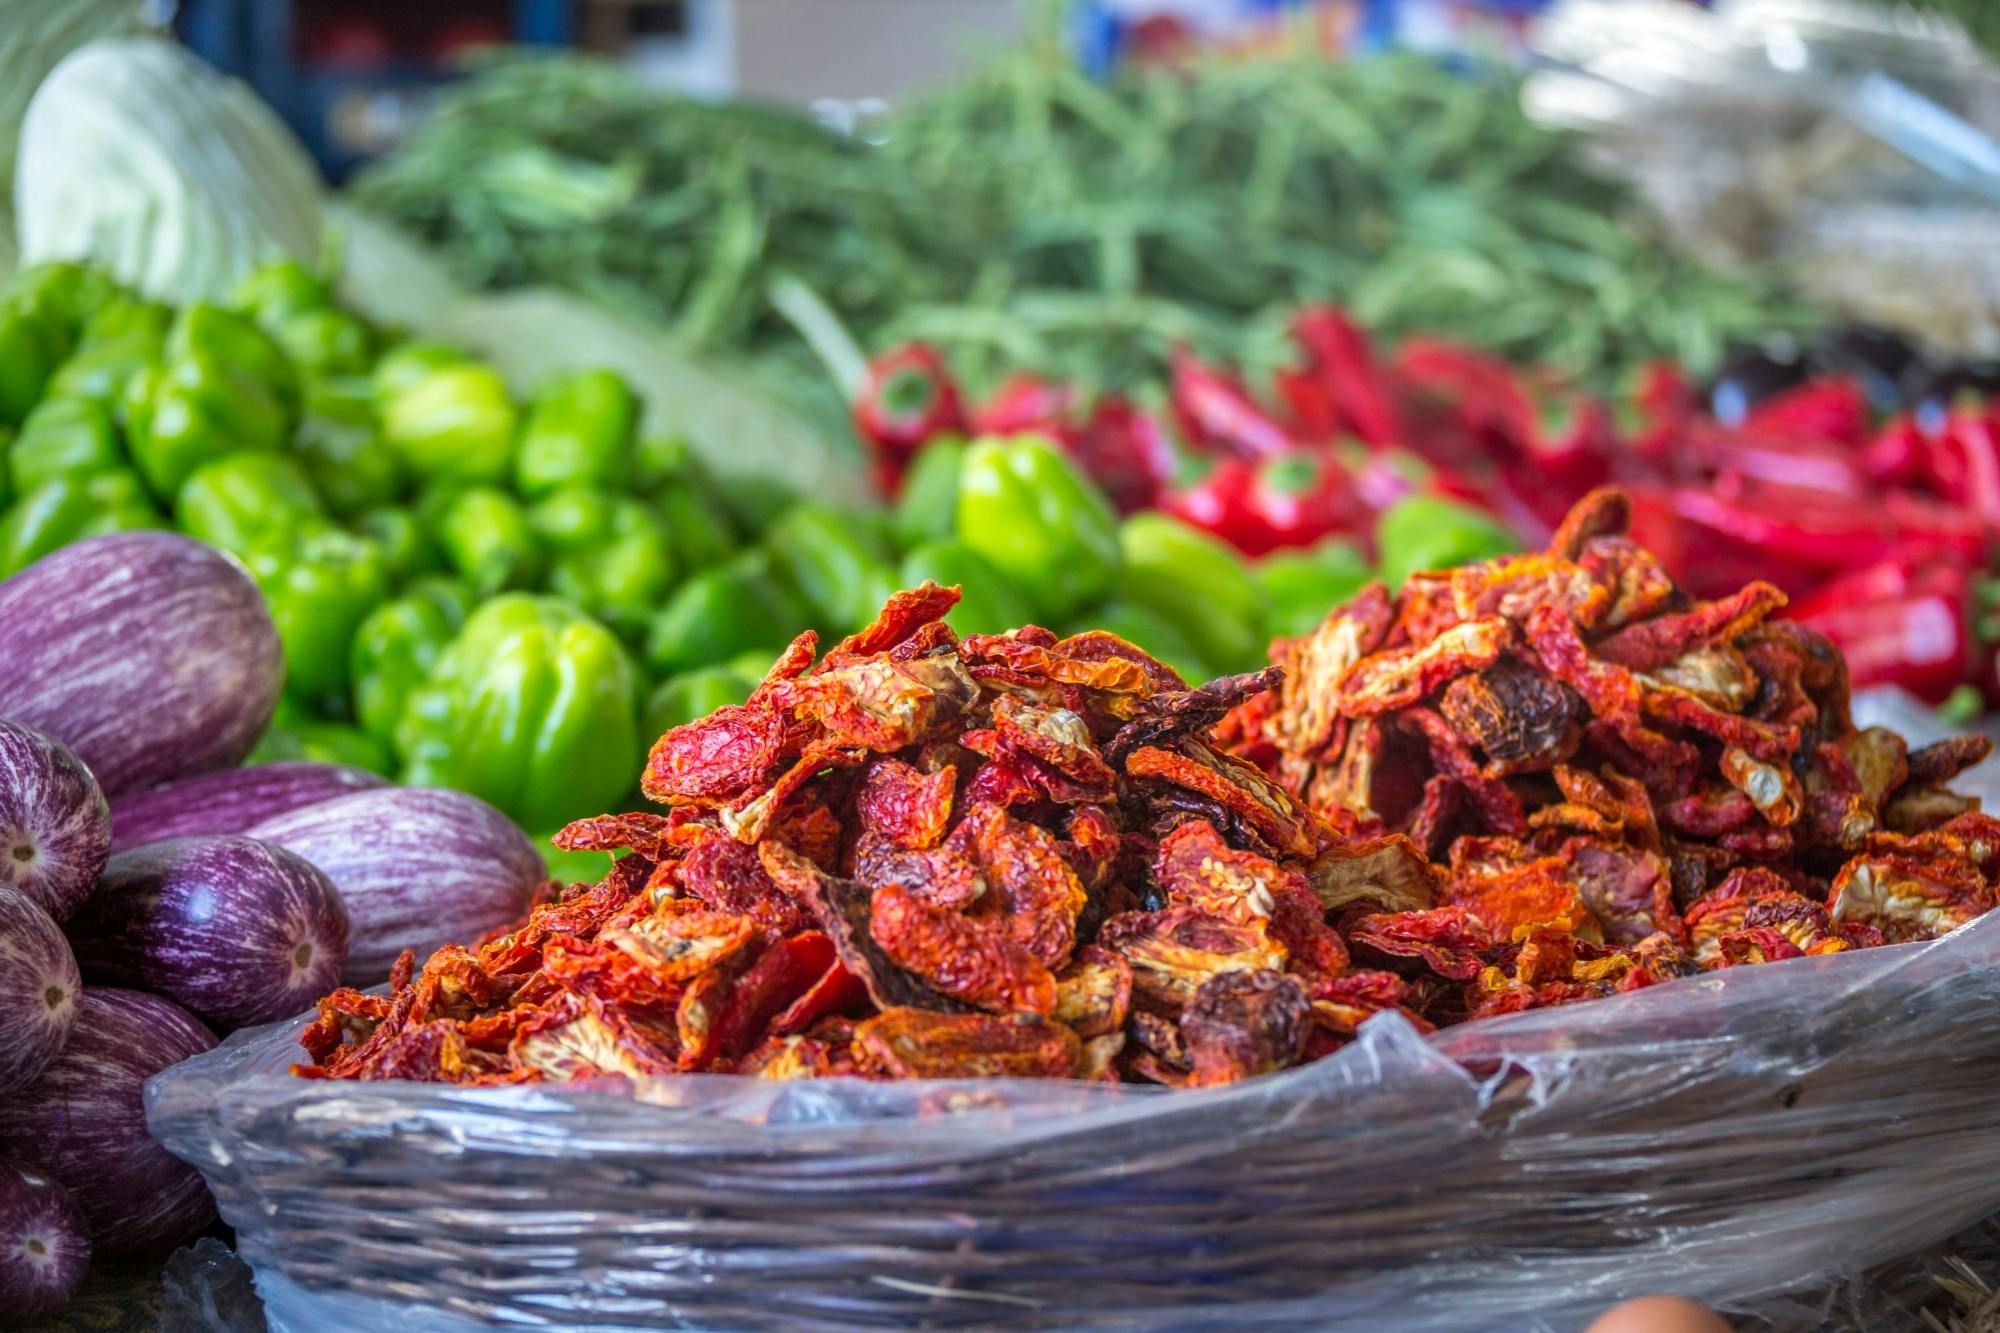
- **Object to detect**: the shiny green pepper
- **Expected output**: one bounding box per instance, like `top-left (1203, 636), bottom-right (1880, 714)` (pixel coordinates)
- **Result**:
top-left (654, 477), bottom-right (737, 574)
top-left (0, 470), bottom-right (163, 577)
top-left (249, 713), bottom-right (397, 777)
top-left (433, 485), bottom-right (543, 596)
top-left (1255, 540), bottom-right (1377, 640)
top-left (233, 258), bottom-right (334, 323)
top-left (272, 308), bottom-right (375, 379)
top-left (897, 538), bottom-right (1034, 637)
top-left (379, 361), bottom-right (517, 486)
top-left (956, 435), bottom-right (1119, 622)
top-left (514, 368), bottom-right (637, 497)
top-left (396, 593), bottom-right (641, 831)
top-left (371, 341), bottom-right (470, 398)
top-left (293, 384), bottom-right (405, 517)
top-left (350, 576), bottom-right (474, 743)
top-left (0, 298), bottom-right (63, 426)
top-left (764, 502), bottom-right (900, 635)
top-left (9, 396), bottom-right (122, 496)
top-left (1116, 512), bottom-right (1268, 675)
top-left (893, 437), bottom-right (965, 550)
top-left (355, 505), bottom-right (440, 583)
top-left (125, 304), bottom-right (300, 496)
top-left (643, 665), bottom-right (758, 739)
top-left (46, 297), bottom-right (171, 403)
top-left (634, 433), bottom-right (698, 492)
top-left (243, 525), bottom-right (390, 707)
top-left (533, 490), bottom-right (677, 643)
top-left (1375, 494), bottom-right (1519, 590)
top-left (175, 452), bottom-right (325, 556)
top-left (4, 263), bottom-right (116, 341)
top-left (645, 550), bottom-right (807, 675)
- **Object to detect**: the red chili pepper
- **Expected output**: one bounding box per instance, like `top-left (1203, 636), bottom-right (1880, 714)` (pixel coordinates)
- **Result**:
top-left (1920, 407), bottom-right (2000, 528)
top-left (1860, 415), bottom-right (1930, 487)
top-left (1388, 336), bottom-right (1532, 465)
top-left (1159, 455), bottom-right (1261, 551)
top-left (853, 342), bottom-right (967, 464)
top-left (1066, 396), bottom-right (1178, 515)
top-left (1511, 393), bottom-right (1614, 526)
top-left (1739, 375), bottom-right (1870, 447)
top-left (1788, 554), bottom-right (1981, 705)
top-left (1169, 346), bottom-right (1295, 460)
top-left (971, 372), bottom-right (1078, 438)
top-left (1273, 366), bottom-right (1341, 444)
top-left (1291, 307), bottom-right (1405, 447)
top-left (1624, 360), bottom-right (1696, 469)
top-left (1228, 451), bottom-right (1357, 556)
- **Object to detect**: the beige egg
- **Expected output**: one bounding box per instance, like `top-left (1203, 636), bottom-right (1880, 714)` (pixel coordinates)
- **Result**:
top-left (1584, 1294), bottom-right (1733, 1333)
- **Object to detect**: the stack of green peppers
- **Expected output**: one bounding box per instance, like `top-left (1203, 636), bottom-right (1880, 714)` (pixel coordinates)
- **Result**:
top-left (0, 259), bottom-right (1518, 878)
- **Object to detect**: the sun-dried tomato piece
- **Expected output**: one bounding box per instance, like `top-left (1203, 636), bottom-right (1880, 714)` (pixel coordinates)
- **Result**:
top-left (825, 581), bottom-right (960, 661)
top-left (1659, 786), bottom-right (1758, 840)
top-left (1181, 968), bottom-right (1311, 1087)
top-left (1446, 852), bottom-right (1596, 941)
top-left (1308, 968), bottom-right (1431, 1039)
top-left (959, 631), bottom-right (1151, 696)
top-left (769, 953), bottom-right (867, 1037)
top-left (553, 811), bottom-right (691, 859)
top-left (852, 1009), bottom-right (1080, 1079)
top-left (1106, 667), bottom-right (1285, 763)
top-left (678, 828), bottom-right (810, 935)
top-left (1640, 684), bottom-right (1799, 767)
top-left (1643, 645), bottom-right (1759, 714)
top-left (1829, 839), bottom-right (1995, 944)
top-left (1399, 706), bottom-right (1526, 835)
top-left (1155, 819), bottom-right (1289, 926)
top-left (738, 1033), bottom-right (843, 1080)
top-left (1907, 735), bottom-right (1996, 788)
top-left (989, 694), bottom-right (1117, 794)
top-left (511, 992), bottom-right (681, 1081)
top-left (1263, 585), bottom-right (1395, 758)
top-left (1098, 905), bottom-right (1289, 1010)
top-left (1337, 617), bottom-right (1511, 716)
top-left (1054, 630), bottom-right (1189, 695)
top-left (855, 755), bottom-right (956, 850)
top-left (1548, 486), bottom-right (1631, 559)
top-left (1593, 581), bottom-right (1786, 672)
top-left (760, 842), bottom-right (971, 1015)
top-left (1390, 571), bottom-right (1461, 648)
top-left (1566, 840), bottom-right (1679, 946)
top-left (870, 884), bottom-right (1057, 1015)
top-left (600, 898), bottom-right (761, 983)
top-left (542, 937), bottom-right (685, 1010)
top-left (965, 804), bottom-right (1089, 967)
top-left (1439, 656), bottom-right (1580, 777)
top-left (694, 932), bottom-right (842, 1067)
top-left (1452, 553), bottom-right (1610, 629)
top-left (1305, 834), bottom-right (1442, 914)
top-left (1574, 535), bottom-right (1680, 629)
top-left (1052, 945), bottom-right (1132, 1039)
top-left (721, 741), bottom-right (868, 844)
top-left (849, 829), bottom-right (988, 911)
top-left (775, 653), bottom-right (980, 753)
top-left (1719, 746), bottom-right (1801, 827)
top-left (642, 700), bottom-right (789, 805)
top-left (1059, 804), bottom-right (1122, 894)
top-left (1348, 906), bottom-right (1494, 980)
top-left (1125, 738), bottom-right (1317, 860)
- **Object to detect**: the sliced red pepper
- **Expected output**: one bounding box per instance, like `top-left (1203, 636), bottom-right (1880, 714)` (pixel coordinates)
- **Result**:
top-left (1860, 415), bottom-right (1931, 488)
top-left (1292, 306), bottom-right (1405, 448)
top-left (1067, 395), bottom-right (1178, 515)
top-left (1232, 450), bottom-right (1357, 556)
top-left (1740, 375), bottom-right (1870, 447)
top-left (1160, 454), bottom-right (1263, 552)
top-left (1169, 345), bottom-right (1295, 460)
top-left (972, 372), bottom-right (1078, 438)
top-left (1920, 408), bottom-right (2000, 528)
top-left (1387, 335), bottom-right (1531, 465)
top-left (1789, 555), bottom-right (1976, 705)
top-left (853, 342), bottom-right (967, 462)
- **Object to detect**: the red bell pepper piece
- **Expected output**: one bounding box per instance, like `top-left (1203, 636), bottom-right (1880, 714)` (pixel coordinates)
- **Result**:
top-left (1291, 306), bottom-right (1405, 447)
top-left (1859, 415), bottom-right (1931, 487)
top-left (1920, 407), bottom-right (2000, 528)
top-left (1169, 345), bottom-right (1295, 460)
top-left (1740, 375), bottom-right (1870, 447)
top-left (1066, 396), bottom-right (1178, 515)
top-left (1160, 455), bottom-right (1261, 551)
top-left (1789, 555), bottom-right (1979, 705)
top-left (853, 342), bottom-right (967, 466)
top-left (1230, 450), bottom-right (1357, 556)
top-left (972, 372), bottom-right (1078, 438)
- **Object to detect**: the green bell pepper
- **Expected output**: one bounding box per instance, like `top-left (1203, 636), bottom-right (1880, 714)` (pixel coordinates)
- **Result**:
top-left (956, 435), bottom-right (1119, 622)
top-left (634, 433), bottom-right (699, 492)
top-left (371, 341), bottom-right (469, 399)
top-left (897, 538), bottom-right (1034, 637)
top-left (175, 452), bottom-right (325, 556)
top-left (544, 497), bottom-right (677, 643)
top-left (243, 525), bottom-right (390, 707)
top-left (125, 305), bottom-right (300, 496)
top-left (892, 437), bottom-right (965, 550)
top-left (233, 258), bottom-right (334, 323)
top-left (433, 485), bottom-right (543, 596)
top-left (1375, 494), bottom-right (1519, 590)
top-left (526, 486), bottom-right (613, 552)
top-left (273, 308), bottom-right (375, 379)
top-left (354, 505), bottom-right (439, 583)
top-left (1070, 599), bottom-right (1216, 686)
top-left (249, 713), bottom-right (397, 777)
top-left (0, 470), bottom-right (163, 577)
top-left (764, 502), bottom-right (900, 635)
top-left (515, 368), bottom-right (637, 498)
top-left (294, 382), bottom-right (405, 517)
top-left (654, 477), bottom-right (738, 574)
top-left (379, 361), bottom-right (518, 486)
top-left (0, 298), bottom-right (63, 427)
top-left (350, 576), bottom-right (474, 743)
top-left (1116, 512), bottom-right (1268, 675)
top-left (46, 297), bottom-right (171, 403)
top-left (5, 263), bottom-right (116, 341)
top-left (645, 550), bottom-right (806, 675)
top-left (396, 593), bottom-right (641, 831)
top-left (643, 665), bottom-right (758, 739)
top-left (1255, 540), bottom-right (1377, 640)
top-left (9, 396), bottom-right (122, 496)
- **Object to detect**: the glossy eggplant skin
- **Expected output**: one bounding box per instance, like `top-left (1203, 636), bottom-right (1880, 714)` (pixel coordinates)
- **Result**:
top-left (0, 718), bottom-right (110, 922)
top-left (0, 532), bottom-right (282, 796)
top-left (247, 786), bottom-right (542, 987)
top-left (0, 885), bottom-right (80, 1096)
top-left (0, 1159), bottom-right (91, 1321)
top-left (68, 836), bottom-right (348, 1032)
top-left (107, 760), bottom-right (385, 856)
top-left (0, 987), bottom-right (216, 1255)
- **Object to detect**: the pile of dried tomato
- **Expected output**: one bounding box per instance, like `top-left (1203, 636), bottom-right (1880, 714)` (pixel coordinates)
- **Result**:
top-left (298, 490), bottom-right (1999, 1088)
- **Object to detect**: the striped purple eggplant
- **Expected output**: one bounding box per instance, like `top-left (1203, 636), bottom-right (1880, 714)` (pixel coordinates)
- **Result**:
top-left (0, 719), bottom-right (110, 922)
top-left (0, 887), bottom-right (79, 1095)
top-left (247, 787), bottom-right (543, 986)
top-left (0, 532), bottom-right (283, 796)
top-left (108, 761), bottom-right (387, 856)
top-left (68, 837), bottom-right (348, 1032)
top-left (0, 1160), bottom-right (90, 1321)
top-left (0, 987), bottom-right (216, 1254)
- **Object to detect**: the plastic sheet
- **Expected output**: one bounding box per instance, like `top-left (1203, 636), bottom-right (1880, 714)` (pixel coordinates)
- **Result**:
top-left (148, 895), bottom-right (2000, 1332)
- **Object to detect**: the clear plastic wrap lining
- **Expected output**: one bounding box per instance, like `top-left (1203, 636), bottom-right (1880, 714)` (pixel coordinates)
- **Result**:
top-left (147, 908), bottom-right (2000, 1332)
